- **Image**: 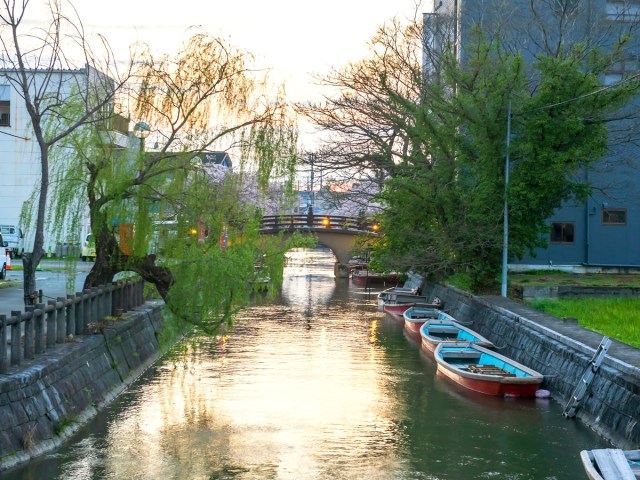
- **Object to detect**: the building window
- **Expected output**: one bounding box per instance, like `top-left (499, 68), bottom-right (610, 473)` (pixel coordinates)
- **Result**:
top-left (604, 55), bottom-right (640, 85)
top-left (607, 1), bottom-right (640, 21)
top-left (0, 85), bottom-right (9, 127)
top-left (602, 208), bottom-right (627, 225)
top-left (0, 103), bottom-right (9, 126)
top-left (550, 222), bottom-right (575, 243)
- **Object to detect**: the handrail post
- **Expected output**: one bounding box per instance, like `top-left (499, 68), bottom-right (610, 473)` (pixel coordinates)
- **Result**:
top-left (112, 282), bottom-right (120, 316)
top-left (35, 303), bottom-right (45, 354)
top-left (107, 284), bottom-right (113, 316)
top-left (66, 294), bottom-right (75, 337)
top-left (96, 285), bottom-right (103, 321)
top-left (24, 306), bottom-right (34, 359)
top-left (137, 280), bottom-right (144, 306)
top-left (56, 297), bottom-right (66, 343)
top-left (83, 289), bottom-right (92, 332)
top-left (75, 292), bottom-right (84, 335)
top-left (10, 311), bottom-right (22, 366)
top-left (124, 281), bottom-right (131, 311)
top-left (0, 315), bottom-right (6, 373)
top-left (46, 301), bottom-right (56, 348)
top-left (91, 287), bottom-right (99, 323)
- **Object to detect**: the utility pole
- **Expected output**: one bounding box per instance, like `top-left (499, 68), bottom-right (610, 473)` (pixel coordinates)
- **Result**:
top-left (309, 153), bottom-right (315, 211)
top-left (501, 100), bottom-right (512, 297)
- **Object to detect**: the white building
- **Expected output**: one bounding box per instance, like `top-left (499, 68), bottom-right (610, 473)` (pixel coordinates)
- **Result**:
top-left (0, 66), bottom-right (129, 254)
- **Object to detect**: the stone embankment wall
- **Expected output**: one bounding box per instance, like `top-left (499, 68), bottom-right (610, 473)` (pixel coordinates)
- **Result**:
top-left (425, 284), bottom-right (640, 449)
top-left (0, 302), bottom-right (164, 472)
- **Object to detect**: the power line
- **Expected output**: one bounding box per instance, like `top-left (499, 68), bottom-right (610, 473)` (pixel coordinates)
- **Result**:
top-left (0, 129), bottom-right (30, 141)
top-left (528, 72), bottom-right (640, 113)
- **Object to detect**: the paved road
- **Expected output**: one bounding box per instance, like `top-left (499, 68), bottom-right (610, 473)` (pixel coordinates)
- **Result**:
top-left (0, 260), bottom-right (92, 315)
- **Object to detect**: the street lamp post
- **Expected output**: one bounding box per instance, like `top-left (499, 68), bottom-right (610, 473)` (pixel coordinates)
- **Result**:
top-left (133, 121), bottom-right (150, 152)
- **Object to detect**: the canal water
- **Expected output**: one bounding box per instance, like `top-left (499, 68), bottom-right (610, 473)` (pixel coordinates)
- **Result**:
top-left (5, 248), bottom-right (609, 480)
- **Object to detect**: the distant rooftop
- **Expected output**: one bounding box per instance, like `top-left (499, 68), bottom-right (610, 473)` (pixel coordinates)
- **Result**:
top-left (199, 151), bottom-right (232, 168)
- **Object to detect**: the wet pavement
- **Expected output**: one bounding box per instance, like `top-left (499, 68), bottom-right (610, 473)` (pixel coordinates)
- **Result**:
top-left (0, 260), bottom-right (91, 315)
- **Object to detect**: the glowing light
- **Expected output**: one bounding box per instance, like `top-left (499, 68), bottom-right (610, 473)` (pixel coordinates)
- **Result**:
top-left (322, 217), bottom-right (330, 227)
top-left (372, 223), bottom-right (380, 232)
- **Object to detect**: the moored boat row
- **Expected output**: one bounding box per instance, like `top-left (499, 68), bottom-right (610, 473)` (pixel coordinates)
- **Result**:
top-left (379, 279), bottom-right (544, 398)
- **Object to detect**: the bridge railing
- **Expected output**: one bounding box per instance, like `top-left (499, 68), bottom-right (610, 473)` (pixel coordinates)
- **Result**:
top-left (260, 214), bottom-right (378, 233)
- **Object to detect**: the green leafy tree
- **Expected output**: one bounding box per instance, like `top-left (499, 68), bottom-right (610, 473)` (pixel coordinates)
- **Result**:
top-left (304, 13), bottom-right (640, 292)
top-left (49, 32), bottom-right (299, 332)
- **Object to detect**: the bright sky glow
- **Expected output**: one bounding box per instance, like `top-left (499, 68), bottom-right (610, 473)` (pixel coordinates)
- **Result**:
top-left (70, 0), bottom-right (431, 103)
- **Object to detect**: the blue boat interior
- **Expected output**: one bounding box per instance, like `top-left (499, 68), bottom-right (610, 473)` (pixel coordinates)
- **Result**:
top-left (438, 347), bottom-right (529, 378)
top-left (425, 325), bottom-right (477, 341)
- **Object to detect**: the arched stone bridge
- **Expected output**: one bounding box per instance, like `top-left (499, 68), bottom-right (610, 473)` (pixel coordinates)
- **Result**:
top-left (259, 214), bottom-right (379, 277)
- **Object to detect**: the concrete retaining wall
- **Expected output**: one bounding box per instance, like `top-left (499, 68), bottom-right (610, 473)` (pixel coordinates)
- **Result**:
top-left (425, 284), bottom-right (640, 448)
top-left (0, 302), bottom-right (165, 471)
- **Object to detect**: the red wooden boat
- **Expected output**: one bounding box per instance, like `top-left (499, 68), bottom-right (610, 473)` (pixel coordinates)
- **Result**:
top-left (434, 342), bottom-right (543, 398)
top-left (420, 317), bottom-right (494, 355)
top-left (383, 302), bottom-right (413, 322)
top-left (402, 306), bottom-right (446, 338)
top-left (351, 268), bottom-right (399, 287)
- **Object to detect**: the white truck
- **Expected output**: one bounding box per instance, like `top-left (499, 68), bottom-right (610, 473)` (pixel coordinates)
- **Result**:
top-left (0, 232), bottom-right (8, 279)
top-left (0, 224), bottom-right (24, 258)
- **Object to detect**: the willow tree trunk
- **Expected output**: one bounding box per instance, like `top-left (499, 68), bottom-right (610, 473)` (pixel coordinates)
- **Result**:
top-left (22, 144), bottom-right (49, 306)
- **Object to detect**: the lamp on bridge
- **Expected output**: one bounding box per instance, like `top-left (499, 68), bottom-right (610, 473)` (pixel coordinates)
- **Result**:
top-left (322, 216), bottom-right (331, 227)
top-left (371, 222), bottom-right (380, 233)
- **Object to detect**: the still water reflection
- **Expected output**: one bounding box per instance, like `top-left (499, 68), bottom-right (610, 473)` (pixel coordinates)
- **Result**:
top-left (7, 248), bottom-right (608, 480)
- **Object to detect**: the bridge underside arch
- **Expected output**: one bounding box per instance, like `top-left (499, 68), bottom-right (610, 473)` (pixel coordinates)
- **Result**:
top-left (313, 231), bottom-right (357, 265)
top-left (260, 228), bottom-right (363, 274)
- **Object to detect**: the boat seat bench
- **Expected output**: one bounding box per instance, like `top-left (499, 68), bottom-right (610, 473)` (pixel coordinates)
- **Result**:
top-left (426, 327), bottom-right (458, 334)
top-left (467, 364), bottom-right (515, 377)
top-left (440, 351), bottom-right (481, 360)
top-left (591, 449), bottom-right (636, 480)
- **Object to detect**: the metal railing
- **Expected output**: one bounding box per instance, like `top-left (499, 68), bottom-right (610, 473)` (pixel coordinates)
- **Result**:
top-left (259, 214), bottom-right (379, 233)
top-left (0, 279), bottom-right (145, 374)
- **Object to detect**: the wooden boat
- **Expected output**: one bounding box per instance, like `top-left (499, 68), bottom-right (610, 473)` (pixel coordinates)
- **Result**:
top-left (434, 342), bottom-right (544, 397)
top-left (403, 307), bottom-right (451, 337)
top-left (351, 268), bottom-right (400, 287)
top-left (580, 448), bottom-right (640, 480)
top-left (377, 272), bottom-right (425, 310)
top-left (384, 301), bottom-right (442, 323)
top-left (420, 317), bottom-right (494, 354)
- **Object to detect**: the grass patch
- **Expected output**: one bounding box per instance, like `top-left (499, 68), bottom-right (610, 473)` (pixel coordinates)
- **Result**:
top-left (0, 280), bottom-right (20, 289)
top-left (527, 297), bottom-right (640, 349)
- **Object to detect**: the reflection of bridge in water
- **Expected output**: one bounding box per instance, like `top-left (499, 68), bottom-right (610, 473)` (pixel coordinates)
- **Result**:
top-left (259, 214), bottom-right (379, 277)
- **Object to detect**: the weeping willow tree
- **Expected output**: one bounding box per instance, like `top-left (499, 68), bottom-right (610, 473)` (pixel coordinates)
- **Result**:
top-left (48, 33), bottom-right (300, 332)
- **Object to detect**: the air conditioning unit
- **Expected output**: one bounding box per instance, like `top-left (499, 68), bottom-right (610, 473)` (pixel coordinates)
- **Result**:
top-left (0, 113), bottom-right (9, 126)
